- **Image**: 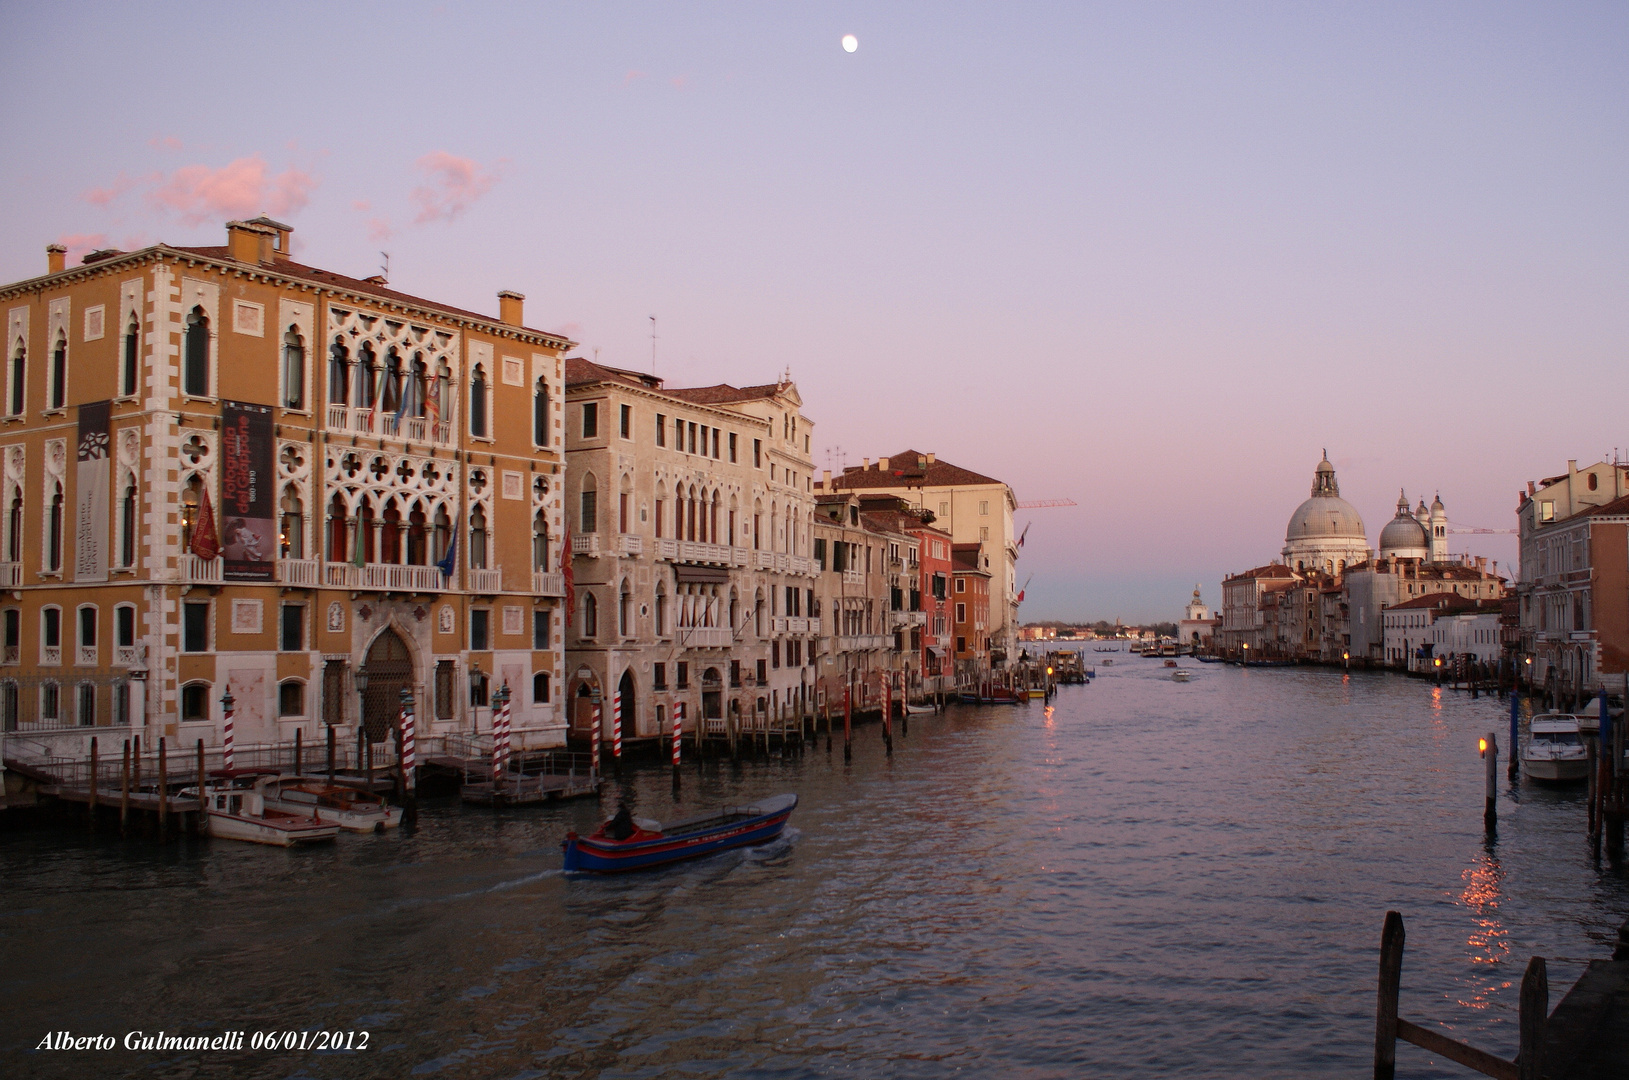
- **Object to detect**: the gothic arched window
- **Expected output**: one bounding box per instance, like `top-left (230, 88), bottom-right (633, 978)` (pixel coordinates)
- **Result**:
top-left (183, 307), bottom-right (209, 397)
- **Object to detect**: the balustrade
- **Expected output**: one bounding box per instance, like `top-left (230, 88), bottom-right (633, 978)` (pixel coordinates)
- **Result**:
top-left (572, 534), bottom-right (600, 557)
top-left (532, 570), bottom-right (565, 596)
top-left (279, 559), bottom-right (319, 586)
top-left (468, 568), bottom-right (503, 593)
top-left (181, 554), bottom-right (222, 583)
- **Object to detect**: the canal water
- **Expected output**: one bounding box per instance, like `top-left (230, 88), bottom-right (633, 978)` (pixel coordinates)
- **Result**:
top-left (4, 660), bottom-right (1627, 1078)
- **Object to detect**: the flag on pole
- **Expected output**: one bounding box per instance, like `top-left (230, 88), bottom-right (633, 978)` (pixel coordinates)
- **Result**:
top-left (190, 486), bottom-right (219, 560)
top-left (1017, 522), bottom-right (1030, 548)
top-left (560, 522), bottom-right (575, 616)
top-left (425, 375), bottom-right (441, 430)
top-left (435, 529), bottom-right (458, 580)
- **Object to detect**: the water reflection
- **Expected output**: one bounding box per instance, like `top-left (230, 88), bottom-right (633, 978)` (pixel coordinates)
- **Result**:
top-left (1455, 843), bottom-right (1511, 1010)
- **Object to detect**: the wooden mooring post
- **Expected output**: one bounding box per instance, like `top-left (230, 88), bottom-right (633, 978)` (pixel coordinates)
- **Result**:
top-left (119, 739), bottom-right (130, 836)
top-left (196, 740), bottom-right (207, 836)
top-left (87, 737), bottom-right (99, 827)
top-left (843, 686), bottom-right (852, 762)
top-left (294, 727), bottom-right (302, 775)
top-left (327, 725), bottom-right (336, 779)
top-left (1374, 910), bottom-right (1544, 1080)
top-left (157, 737), bottom-right (168, 839)
top-left (1482, 732), bottom-right (1497, 835)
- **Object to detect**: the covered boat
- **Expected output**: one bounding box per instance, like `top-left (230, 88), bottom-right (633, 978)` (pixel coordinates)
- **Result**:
top-left (191, 775), bottom-right (339, 846)
top-left (260, 777), bottom-right (402, 832)
top-left (1523, 714), bottom-right (1588, 782)
top-left (562, 793), bottom-right (798, 873)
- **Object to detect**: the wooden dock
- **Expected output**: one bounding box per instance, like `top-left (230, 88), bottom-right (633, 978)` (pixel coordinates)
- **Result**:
top-left (460, 772), bottom-right (602, 806)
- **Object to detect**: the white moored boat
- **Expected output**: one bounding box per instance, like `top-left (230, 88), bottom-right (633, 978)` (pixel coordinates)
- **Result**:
top-left (260, 777), bottom-right (402, 832)
top-left (1171, 669), bottom-right (1192, 682)
top-left (194, 775), bottom-right (340, 846)
top-left (1523, 714), bottom-right (1589, 783)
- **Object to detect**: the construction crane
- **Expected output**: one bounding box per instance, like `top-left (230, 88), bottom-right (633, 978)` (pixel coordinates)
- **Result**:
top-left (1015, 499), bottom-right (1077, 509)
top-left (1448, 524), bottom-right (1516, 535)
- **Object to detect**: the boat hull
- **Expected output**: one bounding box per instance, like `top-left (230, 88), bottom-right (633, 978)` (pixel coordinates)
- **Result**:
top-left (563, 794), bottom-right (797, 874)
top-left (207, 812), bottom-right (338, 846)
top-left (1523, 755), bottom-right (1588, 783)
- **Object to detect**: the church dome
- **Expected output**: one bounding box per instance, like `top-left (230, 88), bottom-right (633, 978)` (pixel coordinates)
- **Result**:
top-left (1284, 454), bottom-right (1366, 542)
top-left (1378, 490), bottom-right (1429, 558)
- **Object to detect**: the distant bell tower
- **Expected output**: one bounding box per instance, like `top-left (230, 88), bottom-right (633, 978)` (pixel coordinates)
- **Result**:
top-left (1430, 493), bottom-right (1447, 562)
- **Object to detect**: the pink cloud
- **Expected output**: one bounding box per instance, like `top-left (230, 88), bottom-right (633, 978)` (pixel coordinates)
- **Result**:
top-left (625, 69), bottom-right (647, 84)
top-left (410, 151), bottom-right (500, 225)
top-left (146, 155), bottom-right (318, 226)
top-left (352, 199), bottom-right (371, 212)
top-left (82, 172), bottom-right (141, 208)
top-left (554, 321), bottom-right (583, 339)
top-left (671, 75), bottom-right (689, 90)
top-left (147, 135), bottom-right (183, 151)
top-left (57, 233), bottom-right (108, 264)
top-left (367, 217), bottom-right (394, 243)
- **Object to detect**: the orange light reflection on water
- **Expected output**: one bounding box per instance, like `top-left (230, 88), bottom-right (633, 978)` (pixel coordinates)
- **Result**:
top-left (1454, 848), bottom-right (1511, 1010)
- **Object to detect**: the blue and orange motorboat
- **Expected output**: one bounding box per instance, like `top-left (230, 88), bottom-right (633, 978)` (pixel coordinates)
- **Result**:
top-left (561, 793), bottom-right (798, 873)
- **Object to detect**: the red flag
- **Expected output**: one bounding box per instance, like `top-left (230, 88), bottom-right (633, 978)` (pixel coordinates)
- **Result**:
top-left (190, 485), bottom-right (220, 560)
top-left (560, 521), bottom-right (574, 618)
top-left (1015, 589), bottom-right (1025, 604)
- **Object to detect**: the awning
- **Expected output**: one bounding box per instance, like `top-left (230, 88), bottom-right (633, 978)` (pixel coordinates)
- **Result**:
top-left (674, 564), bottom-right (731, 584)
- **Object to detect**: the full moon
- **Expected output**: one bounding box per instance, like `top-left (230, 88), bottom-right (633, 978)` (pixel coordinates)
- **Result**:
top-left (841, 34), bottom-right (858, 53)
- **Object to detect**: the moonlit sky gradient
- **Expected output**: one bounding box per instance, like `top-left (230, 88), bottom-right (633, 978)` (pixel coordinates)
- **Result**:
top-left (2, 3), bottom-right (1625, 622)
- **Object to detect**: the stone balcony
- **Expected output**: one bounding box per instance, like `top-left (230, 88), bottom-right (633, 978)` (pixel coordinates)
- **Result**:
top-left (676, 626), bottom-right (733, 648)
top-left (326, 404), bottom-right (452, 446)
top-left (572, 533), bottom-right (601, 557)
top-left (532, 570), bottom-right (566, 596)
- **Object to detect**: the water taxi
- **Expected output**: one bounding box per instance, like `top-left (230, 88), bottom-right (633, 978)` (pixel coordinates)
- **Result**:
top-left (1523, 714), bottom-right (1588, 783)
top-left (191, 775), bottom-right (340, 846)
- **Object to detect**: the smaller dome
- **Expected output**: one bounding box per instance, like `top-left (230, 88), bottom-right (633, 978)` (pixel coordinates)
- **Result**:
top-left (1380, 490), bottom-right (1430, 558)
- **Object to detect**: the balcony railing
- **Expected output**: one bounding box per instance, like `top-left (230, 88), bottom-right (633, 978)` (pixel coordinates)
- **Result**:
top-left (835, 634), bottom-right (890, 652)
top-left (615, 533), bottom-right (643, 557)
top-left (468, 568), bottom-right (503, 593)
top-left (655, 538), bottom-right (736, 566)
top-left (114, 644), bottom-right (144, 667)
top-left (323, 562), bottom-right (447, 591)
top-left (327, 404), bottom-right (451, 446)
top-left (3, 645), bottom-right (17, 664)
top-left (790, 555), bottom-right (812, 576)
top-left (755, 550), bottom-right (774, 570)
top-left (42, 646), bottom-right (60, 666)
top-left (572, 534), bottom-right (601, 557)
top-left (0, 562), bottom-right (19, 586)
top-left (678, 626), bottom-right (733, 648)
top-left (77, 646), bottom-right (97, 666)
top-left (181, 554), bottom-right (222, 583)
top-left (279, 558), bottom-right (320, 586)
top-left (842, 569), bottom-right (865, 587)
top-left (532, 570), bottom-right (565, 596)
top-left (891, 610), bottom-right (926, 628)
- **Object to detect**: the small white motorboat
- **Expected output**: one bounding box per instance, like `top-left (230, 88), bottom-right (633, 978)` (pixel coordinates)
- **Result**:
top-left (1523, 714), bottom-right (1589, 783)
top-left (1171, 669), bottom-right (1192, 682)
top-left (903, 703), bottom-right (936, 716)
top-left (260, 777), bottom-right (402, 832)
top-left (192, 775), bottom-right (340, 846)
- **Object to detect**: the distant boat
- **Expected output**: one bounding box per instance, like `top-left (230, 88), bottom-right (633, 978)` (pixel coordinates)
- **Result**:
top-left (1171, 669), bottom-right (1192, 682)
top-left (904, 703), bottom-right (935, 716)
top-left (1523, 714), bottom-right (1588, 783)
top-left (562, 793), bottom-right (798, 873)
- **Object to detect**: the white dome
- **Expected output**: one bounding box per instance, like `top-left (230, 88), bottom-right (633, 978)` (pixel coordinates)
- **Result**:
top-left (1379, 491), bottom-right (1430, 559)
top-left (1281, 453), bottom-right (1370, 574)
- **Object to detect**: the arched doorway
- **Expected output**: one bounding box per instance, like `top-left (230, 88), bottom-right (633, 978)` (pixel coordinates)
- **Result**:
top-left (361, 628), bottom-right (414, 744)
top-left (702, 667), bottom-right (722, 726)
top-left (571, 681), bottom-right (596, 741)
top-left (617, 669), bottom-right (636, 738)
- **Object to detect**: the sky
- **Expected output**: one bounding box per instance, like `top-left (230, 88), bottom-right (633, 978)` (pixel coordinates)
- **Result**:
top-left (1, 2), bottom-right (1624, 622)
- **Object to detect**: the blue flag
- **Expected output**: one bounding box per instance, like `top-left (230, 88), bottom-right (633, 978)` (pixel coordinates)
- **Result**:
top-left (436, 530), bottom-right (458, 579)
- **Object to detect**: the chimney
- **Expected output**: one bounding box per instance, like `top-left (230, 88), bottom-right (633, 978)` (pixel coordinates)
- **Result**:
top-left (498, 290), bottom-right (525, 327)
top-left (225, 220), bottom-right (277, 264)
top-left (1527, 480), bottom-right (1536, 496)
top-left (823, 469), bottom-right (831, 488)
top-left (926, 452), bottom-right (936, 465)
top-left (46, 244), bottom-right (65, 275)
top-left (862, 458), bottom-right (870, 470)
top-left (878, 456), bottom-right (889, 472)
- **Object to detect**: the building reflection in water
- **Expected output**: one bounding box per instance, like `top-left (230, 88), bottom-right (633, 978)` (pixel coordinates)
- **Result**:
top-left (1455, 843), bottom-right (1511, 1011)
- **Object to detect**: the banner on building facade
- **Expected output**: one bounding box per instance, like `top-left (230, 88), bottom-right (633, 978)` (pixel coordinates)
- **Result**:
top-left (221, 399), bottom-right (275, 582)
top-left (74, 400), bottom-right (111, 582)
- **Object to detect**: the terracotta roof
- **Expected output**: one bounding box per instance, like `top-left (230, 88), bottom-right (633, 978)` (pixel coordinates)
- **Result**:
top-left (565, 356), bottom-right (664, 391)
top-left (828, 449), bottom-right (1004, 491)
top-left (663, 382), bottom-right (786, 405)
top-left (169, 246), bottom-right (572, 345)
top-left (1229, 563), bottom-right (1299, 580)
top-left (1572, 493), bottom-right (1629, 519)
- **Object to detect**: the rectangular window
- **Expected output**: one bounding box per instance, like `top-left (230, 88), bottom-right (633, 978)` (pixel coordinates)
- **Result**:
top-left (43, 608), bottom-right (60, 649)
top-left (427, 660), bottom-right (453, 719)
top-left (979, 526), bottom-right (989, 541)
top-left (712, 428), bottom-right (720, 458)
top-left (979, 500), bottom-right (989, 516)
top-left (957, 636), bottom-right (967, 653)
top-left (619, 492), bottom-right (629, 533)
top-left (813, 538), bottom-right (826, 569)
top-left (729, 432), bottom-right (737, 462)
top-left (619, 403), bottom-right (631, 439)
top-left (279, 681), bottom-right (304, 717)
top-left (772, 640), bottom-right (780, 668)
top-left (756, 658), bottom-right (767, 683)
top-left (533, 609), bottom-right (549, 650)
top-left (182, 602), bottom-right (208, 652)
top-left (533, 671), bottom-right (550, 704)
top-left (653, 662), bottom-right (667, 690)
top-left (580, 489), bottom-right (597, 533)
top-left (324, 659), bottom-right (347, 724)
top-left (470, 609), bottom-right (490, 651)
top-left (79, 607), bottom-right (96, 647)
top-left (115, 605), bottom-right (134, 647)
top-left (730, 659), bottom-right (741, 688)
top-left (655, 413), bottom-right (666, 446)
top-left (753, 439), bottom-right (761, 468)
top-left (956, 603), bottom-right (967, 623)
top-left (956, 578), bottom-right (966, 593)
top-left (279, 604), bottom-right (303, 651)
top-left (1540, 500), bottom-right (1554, 522)
top-left (688, 422), bottom-right (697, 454)
top-left (676, 661), bottom-right (689, 689)
top-left (581, 402), bottom-right (598, 438)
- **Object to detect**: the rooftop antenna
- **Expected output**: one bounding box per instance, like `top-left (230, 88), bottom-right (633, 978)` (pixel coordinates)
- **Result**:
top-left (380, 252), bottom-right (389, 282)
top-left (650, 315), bottom-right (657, 374)
top-left (593, 346), bottom-right (601, 363)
